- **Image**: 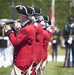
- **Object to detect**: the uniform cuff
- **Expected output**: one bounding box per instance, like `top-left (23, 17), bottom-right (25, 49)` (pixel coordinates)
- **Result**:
top-left (7, 29), bottom-right (13, 36)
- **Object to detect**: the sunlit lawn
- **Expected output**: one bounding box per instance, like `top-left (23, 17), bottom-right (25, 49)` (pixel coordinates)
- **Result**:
top-left (44, 62), bottom-right (74, 75)
top-left (0, 62), bottom-right (74, 75)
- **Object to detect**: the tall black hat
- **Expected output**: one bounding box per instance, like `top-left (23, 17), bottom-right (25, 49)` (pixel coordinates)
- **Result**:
top-left (33, 7), bottom-right (42, 16)
top-left (43, 16), bottom-right (51, 25)
top-left (15, 5), bottom-right (34, 16)
top-left (43, 16), bottom-right (49, 22)
top-left (48, 20), bottom-right (51, 25)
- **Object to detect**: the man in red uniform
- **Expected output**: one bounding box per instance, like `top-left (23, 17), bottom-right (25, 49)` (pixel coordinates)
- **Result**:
top-left (5, 5), bottom-right (36, 75)
top-left (30, 7), bottom-right (44, 75)
top-left (41, 16), bottom-right (52, 74)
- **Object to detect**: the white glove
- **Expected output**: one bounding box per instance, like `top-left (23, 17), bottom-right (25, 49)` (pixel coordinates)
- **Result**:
top-left (52, 40), bottom-right (57, 44)
top-left (70, 23), bottom-right (74, 27)
top-left (48, 42), bottom-right (52, 46)
top-left (14, 22), bottom-right (21, 28)
top-left (67, 37), bottom-right (73, 44)
top-left (67, 39), bottom-right (72, 44)
top-left (4, 25), bottom-right (11, 32)
top-left (69, 36), bottom-right (73, 41)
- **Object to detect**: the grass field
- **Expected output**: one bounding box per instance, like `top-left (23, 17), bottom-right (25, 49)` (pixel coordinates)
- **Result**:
top-left (0, 62), bottom-right (74, 75)
top-left (44, 62), bottom-right (74, 75)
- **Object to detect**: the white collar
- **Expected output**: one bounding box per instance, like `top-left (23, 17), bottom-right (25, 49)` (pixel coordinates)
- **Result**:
top-left (22, 20), bottom-right (30, 27)
top-left (69, 23), bottom-right (74, 28)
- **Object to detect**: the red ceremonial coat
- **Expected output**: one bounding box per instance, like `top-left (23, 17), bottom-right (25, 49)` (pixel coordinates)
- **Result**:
top-left (8, 23), bottom-right (36, 72)
top-left (42, 29), bottom-right (51, 62)
top-left (33, 23), bottom-right (43, 65)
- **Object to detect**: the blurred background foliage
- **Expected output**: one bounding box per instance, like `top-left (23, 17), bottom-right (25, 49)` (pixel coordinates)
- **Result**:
top-left (0, 0), bottom-right (74, 35)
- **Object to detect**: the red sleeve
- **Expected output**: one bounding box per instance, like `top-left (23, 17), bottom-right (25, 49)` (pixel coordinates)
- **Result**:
top-left (8, 28), bottom-right (28, 46)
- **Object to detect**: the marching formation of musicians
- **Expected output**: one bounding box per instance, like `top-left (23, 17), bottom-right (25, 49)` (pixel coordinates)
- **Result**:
top-left (0, 4), bottom-right (74, 75)
top-left (0, 5), bottom-right (53, 75)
